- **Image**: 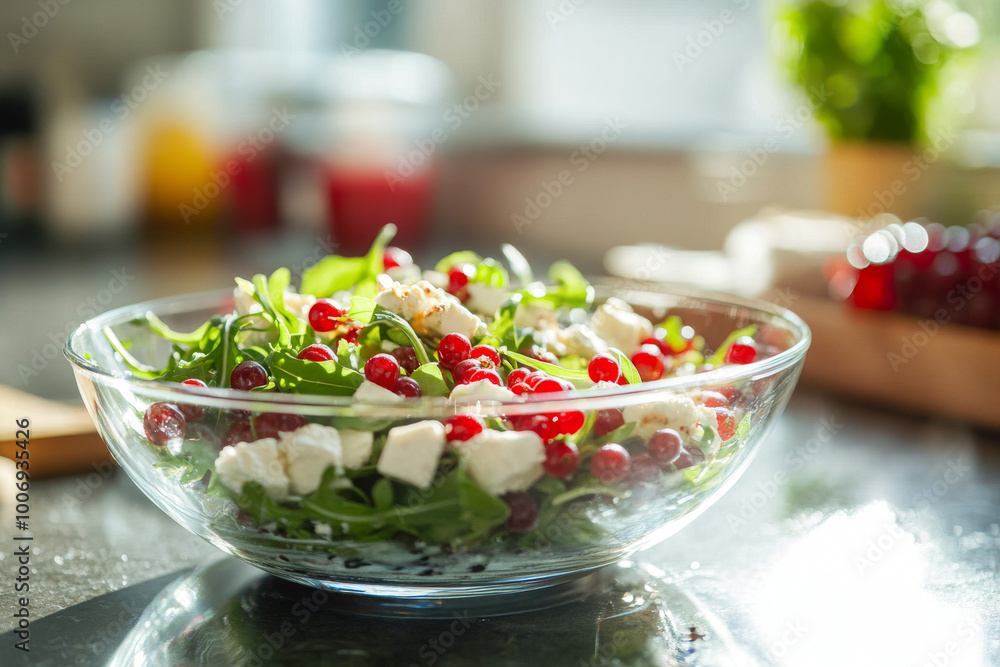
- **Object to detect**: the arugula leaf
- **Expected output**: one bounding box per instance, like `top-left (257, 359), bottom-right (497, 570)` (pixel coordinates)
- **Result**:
top-left (410, 362), bottom-right (449, 397)
top-left (136, 313), bottom-right (220, 346)
top-left (234, 481), bottom-right (313, 538)
top-left (707, 326), bottom-right (757, 366)
top-left (362, 306), bottom-right (431, 365)
top-left (481, 295), bottom-right (529, 350)
top-left (606, 347), bottom-right (641, 384)
top-left (501, 243), bottom-right (534, 286)
top-left (103, 326), bottom-right (161, 378)
top-left (266, 268), bottom-right (306, 337)
top-left (301, 224), bottom-right (396, 298)
top-left (270, 348), bottom-right (364, 396)
top-left (435, 251), bottom-right (483, 273)
top-left (517, 260), bottom-right (593, 310)
top-left (348, 296), bottom-right (377, 324)
top-left (503, 350), bottom-right (592, 386)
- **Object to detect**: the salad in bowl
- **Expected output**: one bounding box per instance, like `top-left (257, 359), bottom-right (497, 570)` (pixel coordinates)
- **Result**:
top-left (66, 225), bottom-right (809, 599)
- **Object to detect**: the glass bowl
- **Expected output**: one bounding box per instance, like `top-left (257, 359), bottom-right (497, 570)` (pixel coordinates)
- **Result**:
top-left (65, 281), bottom-right (809, 604)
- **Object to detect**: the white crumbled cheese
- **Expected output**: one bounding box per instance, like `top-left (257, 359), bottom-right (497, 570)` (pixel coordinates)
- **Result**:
top-left (417, 302), bottom-right (481, 340)
top-left (375, 280), bottom-right (482, 339)
top-left (215, 439), bottom-right (290, 500)
top-left (449, 379), bottom-right (517, 403)
top-left (559, 323), bottom-right (608, 358)
top-left (283, 291), bottom-right (317, 321)
top-left (376, 420), bottom-right (447, 489)
top-left (623, 394), bottom-right (700, 440)
top-left (514, 304), bottom-right (567, 356)
top-left (278, 424), bottom-right (344, 495)
top-left (340, 429), bottom-right (374, 469)
top-left (694, 406), bottom-right (723, 455)
top-left (386, 264), bottom-right (421, 285)
top-left (314, 522), bottom-right (333, 537)
top-left (353, 380), bottom-right (405, 404)
top-left (465, 283), bottom-right (509, 317)
top-left (456, 430), bottom-right (545, 496)
top-left (590, 300), bottom-right (653, 355)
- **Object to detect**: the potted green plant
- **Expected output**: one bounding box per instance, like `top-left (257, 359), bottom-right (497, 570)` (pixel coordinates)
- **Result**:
top-left (774, 0), bottom-right (979, 221)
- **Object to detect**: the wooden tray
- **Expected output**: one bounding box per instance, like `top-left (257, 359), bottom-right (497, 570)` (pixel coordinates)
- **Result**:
top-left (788, 295), bottom-right (1000, 430)
top-left (0, 386), bottom-right (111, 477)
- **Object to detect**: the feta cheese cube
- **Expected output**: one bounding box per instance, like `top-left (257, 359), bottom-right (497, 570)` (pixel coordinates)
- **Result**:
top-left (278, 424), bottom-right (344, 495)
top-left (456, 430), bottom-right (545, 495)
top-left (466, 282), bottom-right (509, 316)
top-left (377, 420), bottom-right (447, 489)
top-left (623, 394), bottom-right (699, 440)
top-left (283, 291), bottom-right (317, 321)
top-left (353, 380), bottom-right (405, 404)
top-left (215, 438), bottom-right (289, 500)
top-left (449, 379), bottom-right (516, 403)
top-left (340, 429), bottom-right (374, 469)
top-left (694, 406), bottom-right (723, 455)
top-left (422, 270), bottom-right (450, 289)
top-left (559, 323), bottom-right (608, 358)
top-left (417, 302), bottom-right (482, 339)
top-left (590, 301), bottom-right (653, 355)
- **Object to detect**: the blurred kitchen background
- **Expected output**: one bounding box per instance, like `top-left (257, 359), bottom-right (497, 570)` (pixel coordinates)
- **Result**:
top-left (1, 0), bottom-right (998, 402)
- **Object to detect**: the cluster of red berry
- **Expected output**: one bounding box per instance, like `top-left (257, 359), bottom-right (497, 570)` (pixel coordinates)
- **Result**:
top-left (842, 218), bottom-right (1000, 329)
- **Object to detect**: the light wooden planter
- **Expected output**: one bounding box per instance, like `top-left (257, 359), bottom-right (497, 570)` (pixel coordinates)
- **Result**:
top-left (823, 141), bottom-right (924, 223)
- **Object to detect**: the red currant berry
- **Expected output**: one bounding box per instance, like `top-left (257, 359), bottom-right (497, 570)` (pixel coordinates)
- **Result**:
top-left (451, 358), bottom-right (482, 385)
top-left (673, 446), bottom-right (706, 470)
top-left (594, 408), bottom-right (625, 437)
top-left (470, 344), bottom-right (501, 367)
top-left (513, 414), bottom-right (561, 442)
top-left (393, 376), bottom-right (423, 398)
top-left (143, 403), bottom-right (186, 446)
top-left (556, 410), bottom-right (585, 435)
top-left (444, 415), bottom-right (485, 441)
top-left (523, 372), bottom-right (547, 389)
top-left (543, 440), bottom-right (579, 477)
top-left (178, 378), bottom-right (207, 421)
top-left (297, 343), bottom-right (335, 362)
top-left (640, 336), bottom-right (672, 356)
top-left (437, 333), bottom-right (472, 369)
top-left (510, 382), bottom-right (530, 395)
top-left (447, 264), bottom-right (476, 296)
top-left (254, 413), bottom-right (307, 440)
top-left (468, 368), bottom-right (502, 386)
top-left (588, 353), bottom-right (621, 383)
top-left (700, 390), bottom-right (729, 408)
top-left (364, 353), bottom-right (400, 390)
top-left (504, 492), bottom-right (539, 532)
top-left (506, 368), bottom-right (530, 388)
top-left (390, 346), bottom-right (420, 375)
top-left (714, 408), bottom-right (736, 440)
top-left (533, 378), bottom-right (566, 394)
top-left (648, 428), bottom-right (682, 465)
top-left (631, 350), bottom-right (664, 382)
top-left (224, 419), bottom-right (253, 448)
top-left (231, 360), bottom-right (268, 391)
top-left (725, 337), bottom-right (757, 365)
top-left (627, 452), bottom-right (661, 483)
top-left (308, 299), bottom-right (347, 332)
top-left (591, 443), bottom-right (631, 482)
top-left (382, 246), bottom-right (412, 271)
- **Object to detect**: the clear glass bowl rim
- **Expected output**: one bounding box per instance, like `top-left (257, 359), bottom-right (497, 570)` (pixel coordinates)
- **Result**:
top-left (64, 281), bottom-right (811, 418)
